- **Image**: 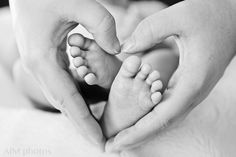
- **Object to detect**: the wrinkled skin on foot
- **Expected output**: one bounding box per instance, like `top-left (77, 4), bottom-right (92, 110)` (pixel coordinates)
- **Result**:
top-left (68, 33), bottom-right (122, 89)
top-left (106, 0), bottom-right (236, 152)
top-left (9, 0), bottom-right (121, 148)
top-left (101, 56), bottom-right (163, 138)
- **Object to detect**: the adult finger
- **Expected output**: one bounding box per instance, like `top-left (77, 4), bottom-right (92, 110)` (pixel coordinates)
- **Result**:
top-left (105, 46), bottom-right (221, 152)
top-left (25, 56), bottom-right (105, 148)
top-left (105, 76), bottom-right (198, 152)
top-left (66, 0), bottom-right (120, 54)
top-left (121, 1), bottom-right (186, 53)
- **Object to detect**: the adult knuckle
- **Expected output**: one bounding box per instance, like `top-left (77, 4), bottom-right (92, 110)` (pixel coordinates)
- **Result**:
top-left (152, 109), bottom-right (173, 131)
top-left (158, 118), bottom-right (171, 131)
top-left (97, 13), bottom-right (115, 33)
top-left (138, 18), bottom-right (155, 41)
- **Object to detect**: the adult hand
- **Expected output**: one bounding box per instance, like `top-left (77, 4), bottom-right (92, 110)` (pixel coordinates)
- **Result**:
top-left (106, 0), bottom-right (236, 152)
top-left (9, 0), bottom-right (120, 148)
top-left (119, 1), bottom-right (167, 42)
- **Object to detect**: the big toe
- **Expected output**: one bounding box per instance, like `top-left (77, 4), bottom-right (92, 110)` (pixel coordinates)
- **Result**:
top-left (120, 56), bottom-right (141, 77)
top-left (68, 33), bottom-right (93, 50)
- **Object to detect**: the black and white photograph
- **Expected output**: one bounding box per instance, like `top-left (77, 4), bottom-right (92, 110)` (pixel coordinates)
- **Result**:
top-left (0, 0), bottom-right (236, 156)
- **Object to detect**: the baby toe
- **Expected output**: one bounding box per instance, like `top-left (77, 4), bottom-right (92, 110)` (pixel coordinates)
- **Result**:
top-left (151, 92), bottom-right (162, 105)
top-left (84, 73), bottom-right (97, 85)
top-left (120, 56), bottom-right (141, 78)
top-left (68, 33), bottom-right (95, 51)
top-left (70, 46), bottom-right (81, 58)
top-left (151, 80), bottom-right (163, 93)
top-left (146, 70), bottom-right (160, 85)
top-left (73, 57), bottom-right (86, 68)
top-left (136, 64), bottom-right (152, 80)
top-left (77, 66), bottom-right (88, 78)
top-left (68, 34), bottom-right (85, 47)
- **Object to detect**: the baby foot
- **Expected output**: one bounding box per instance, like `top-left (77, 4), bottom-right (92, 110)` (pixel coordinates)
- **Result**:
top-left (101, 56), bottom-right (163, 138)
top-left (68, 34), bottom-right (122, 89)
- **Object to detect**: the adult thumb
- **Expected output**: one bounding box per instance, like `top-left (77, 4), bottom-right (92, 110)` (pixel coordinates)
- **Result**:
top-left (122, 1), bottom-right (185, 53)
top-left (70, 0), bottom-right (121, 54)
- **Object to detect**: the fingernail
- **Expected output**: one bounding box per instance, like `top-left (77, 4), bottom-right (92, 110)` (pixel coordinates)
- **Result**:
top-left (113, 37), bottom-right (121, 54)
top-left (121, 37), bottom-right (135, 53)
top-left (105, 141), bottom-right (113, 153)
top-left (106, 145), bottom-right (119, 153)
top-left (113, 50), bottom-right (120, 55)
top-left (105, 138), bottom-right (118, 153)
